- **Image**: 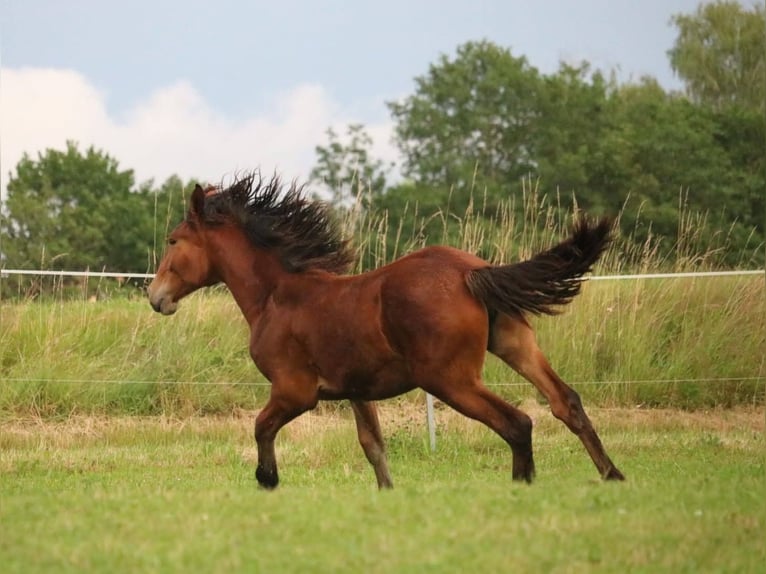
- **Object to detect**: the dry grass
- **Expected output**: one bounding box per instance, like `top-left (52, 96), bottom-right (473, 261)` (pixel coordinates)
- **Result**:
top-left (2, 402), bottom-right (762, 448)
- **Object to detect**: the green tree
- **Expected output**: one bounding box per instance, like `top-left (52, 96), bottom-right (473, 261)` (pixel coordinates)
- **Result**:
top-left (610, 80), bottom-right (730, 232)
top-left (668, 1), bottom-right (766, 112)
top-left (533, 63), bottom-right (618, 210)
top-left (668, 0), bottom-right (765, 263)
top-left (388, 40), bottom-right (543, 210)
top-left (313, 34), bottom-right (762, 268)
top-left (709, 104), bottom-right (765, 259)
top-left (310, 123), bottom-right (390, 206)
top-left (1, 142), bottom-right (149, 271)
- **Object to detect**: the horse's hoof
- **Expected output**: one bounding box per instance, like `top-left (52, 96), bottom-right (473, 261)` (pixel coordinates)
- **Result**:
top-left (256, 466), bottom-right (279, 489)
top-left (603, 467), bottom-right (626, 481)
top-left (512, 467), bottom-right (536, 484)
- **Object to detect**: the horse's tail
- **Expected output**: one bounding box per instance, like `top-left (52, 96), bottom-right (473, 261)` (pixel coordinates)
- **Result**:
top-left (465, 217), bottom-right (612, 317)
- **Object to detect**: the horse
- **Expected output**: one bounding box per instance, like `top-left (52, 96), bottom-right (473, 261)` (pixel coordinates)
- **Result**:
top-left (147, 173), bottom-right (625, 489)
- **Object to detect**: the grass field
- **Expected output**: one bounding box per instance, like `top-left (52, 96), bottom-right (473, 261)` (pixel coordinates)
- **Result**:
top-left (1, 403), bottom-right (763, 573)
top-left (1, 197), bottom-right (763, 571)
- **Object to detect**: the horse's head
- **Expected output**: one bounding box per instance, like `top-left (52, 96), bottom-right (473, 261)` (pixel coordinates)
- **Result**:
top-left (147, 184), bottom-right (220, 315)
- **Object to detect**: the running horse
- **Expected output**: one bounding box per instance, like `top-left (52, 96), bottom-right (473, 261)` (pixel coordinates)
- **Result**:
top-left (147, 173), bottom-right (625, 488)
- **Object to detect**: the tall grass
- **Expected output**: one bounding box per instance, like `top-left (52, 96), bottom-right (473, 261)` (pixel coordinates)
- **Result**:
top-left (0, 293), bottom-right (264, 417)
top-left (487, 274), bottom-right (764, 408)
top-left (1, 188), bottom-right (763, 417)
top-left (344, 179), bottom-right (763, 274)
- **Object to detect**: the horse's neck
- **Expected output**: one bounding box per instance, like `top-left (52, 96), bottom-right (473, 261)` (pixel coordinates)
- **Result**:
top-left (210, 235), bottom-right (284, 325)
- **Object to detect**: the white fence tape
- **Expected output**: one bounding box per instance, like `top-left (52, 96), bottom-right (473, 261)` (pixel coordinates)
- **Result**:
top-left (0, 269), bottom-right (154, 279)
top-left (589, 269), bottom-right (763, 280)
top-left (1, 268), bottom-right (762, 281)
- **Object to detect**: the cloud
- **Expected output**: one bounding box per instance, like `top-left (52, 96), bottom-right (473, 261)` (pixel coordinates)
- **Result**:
top-left (0, 67), bottom-right (399, 197)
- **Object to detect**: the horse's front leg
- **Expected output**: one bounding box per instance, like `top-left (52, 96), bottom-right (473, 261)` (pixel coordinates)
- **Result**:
top-left (254, 384), bottom-right (318, 489)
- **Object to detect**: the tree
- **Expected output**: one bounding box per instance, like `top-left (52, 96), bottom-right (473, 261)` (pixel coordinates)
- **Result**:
top-left (533, 63), bottom-right (618, 210)
top-left (310, 124), bottom-right (390, 206)
top-left (308, 35), bottom-right (762, 268)
top-left (668, 1), bottom-right (765, 263)
top-left (1, 142), bottom-right (148, 271)
top-left (668, 1), bottom-right (766, 113)
top-left (388, 40), bottom-right (543, 210)
top-left (709, 103), bottom-right (765, 260)
top-left (0, 141), bottom-right (204, 277)
top-left (609, 80), bottom-right (730, 233)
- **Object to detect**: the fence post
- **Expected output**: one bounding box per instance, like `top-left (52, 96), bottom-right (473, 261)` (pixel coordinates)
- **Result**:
top-left (426, 392), bottom-right (436, 451)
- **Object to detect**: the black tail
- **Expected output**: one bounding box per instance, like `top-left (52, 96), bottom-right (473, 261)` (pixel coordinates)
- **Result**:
top-left (465, 217), bottom-right (612, 316)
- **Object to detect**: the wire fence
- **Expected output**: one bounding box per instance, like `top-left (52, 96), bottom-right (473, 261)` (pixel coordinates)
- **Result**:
top-left (0, 269), bottom-right (155, 280)
top-left (1, 376), bottom-right (762, 388)
top-left (2, 268), bottom-right (763, 281)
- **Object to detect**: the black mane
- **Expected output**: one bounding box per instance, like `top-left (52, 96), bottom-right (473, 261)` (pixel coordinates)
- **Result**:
top-left (196, 173), bottom-right (355, 274)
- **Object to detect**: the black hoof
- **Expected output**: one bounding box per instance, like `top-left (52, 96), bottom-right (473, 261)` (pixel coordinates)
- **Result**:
top-left (603, 467), bottom-right (626, 481)
top-left (256, 465), bottom-right (279, 489)
top-left (512, 473), bottom-right (535, 484)
top-left (512, 464), bottom-right (536, 484)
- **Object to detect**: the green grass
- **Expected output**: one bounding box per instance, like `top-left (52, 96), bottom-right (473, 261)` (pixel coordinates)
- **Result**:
top-left (0, 291), bottom-right (265, 416)
top-left (1, 272), bottom-right (763, 416)
top-left (1, 405), bottom-right (763, 572)
top-left (499, 273), bottom-right (765, 407)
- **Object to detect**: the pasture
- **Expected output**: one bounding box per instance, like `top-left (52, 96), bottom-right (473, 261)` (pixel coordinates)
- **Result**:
top-left (1, 404), bottom-right (763, 572)
top-left (1, 195), bottom-right (763, 571)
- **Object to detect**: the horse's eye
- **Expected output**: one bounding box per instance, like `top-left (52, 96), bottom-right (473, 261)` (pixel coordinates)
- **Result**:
top-left (168, 238), bottom-right (177, 246)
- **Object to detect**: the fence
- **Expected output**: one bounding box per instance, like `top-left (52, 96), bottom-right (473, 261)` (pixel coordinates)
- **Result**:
top-left (2, 269), bottom-right (763, 281)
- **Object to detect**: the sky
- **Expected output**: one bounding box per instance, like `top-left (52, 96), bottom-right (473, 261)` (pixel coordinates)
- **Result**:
top-left (0, 0), bottom-right (742, 196)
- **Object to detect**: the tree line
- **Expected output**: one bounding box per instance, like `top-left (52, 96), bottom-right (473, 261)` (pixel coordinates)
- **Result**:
top-left (311, 1), bottom-right (764, 266)
top-left (1, 1), bottom-right (763, 297)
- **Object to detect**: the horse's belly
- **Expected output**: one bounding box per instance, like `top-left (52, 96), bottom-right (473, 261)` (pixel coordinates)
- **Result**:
top-left (316, 365), bottom-right (413, 401)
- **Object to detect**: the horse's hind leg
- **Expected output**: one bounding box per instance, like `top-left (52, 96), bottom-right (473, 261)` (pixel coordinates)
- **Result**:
top-left (350, 400), bottom-right (393, 489)
top-left (490, 313), bottom-right (625, 481)
top-left (424, 377), bottom-right (536, 483)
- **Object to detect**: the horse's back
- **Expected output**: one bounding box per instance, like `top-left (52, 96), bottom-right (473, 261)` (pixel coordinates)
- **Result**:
top-left (378, 245), bottom-right (488, 302)
top-left (383, 244), bottom-right (488, 270)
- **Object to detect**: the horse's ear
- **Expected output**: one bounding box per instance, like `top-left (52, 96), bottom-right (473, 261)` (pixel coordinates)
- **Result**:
top-left (189, 183), bottom-right (206, 218)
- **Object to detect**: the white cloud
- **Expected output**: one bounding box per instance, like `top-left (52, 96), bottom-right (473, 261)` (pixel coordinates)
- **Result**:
top-left (0, 67), bottom-right (399, 198)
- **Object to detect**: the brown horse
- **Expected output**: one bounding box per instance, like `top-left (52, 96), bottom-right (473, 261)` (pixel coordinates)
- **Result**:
top-left (147, 173), bottom-right (624, 488)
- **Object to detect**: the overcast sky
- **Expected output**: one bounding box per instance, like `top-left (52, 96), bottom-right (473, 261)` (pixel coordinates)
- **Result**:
top-left (0, 0), bottom-right (744, 195)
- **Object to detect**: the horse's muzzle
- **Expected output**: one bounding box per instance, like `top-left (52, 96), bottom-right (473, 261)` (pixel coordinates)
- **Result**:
top-left (149, 295), bottom-right (178, 315)
top-left (147, 283), bottom-right (178, 315)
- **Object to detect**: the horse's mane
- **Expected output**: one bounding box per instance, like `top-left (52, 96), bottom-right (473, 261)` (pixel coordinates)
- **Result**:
top-left (197, 173), bottom-right (355, 274)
